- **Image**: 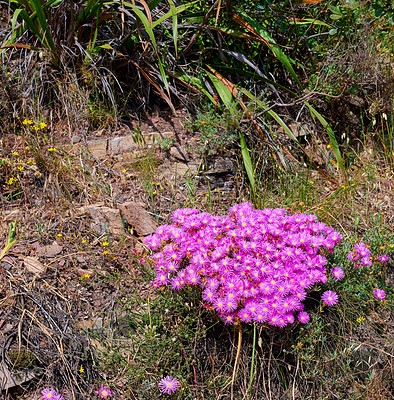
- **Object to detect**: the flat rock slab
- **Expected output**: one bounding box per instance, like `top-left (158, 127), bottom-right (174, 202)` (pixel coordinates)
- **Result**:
top-left (83, 204), bottom-right (123, 236)
top-left (119, 201), bottom-right (157, 236)
top-left (36, 241), bottom-right (63, 257)
top-left (83, 133), bottom-right (175, 159)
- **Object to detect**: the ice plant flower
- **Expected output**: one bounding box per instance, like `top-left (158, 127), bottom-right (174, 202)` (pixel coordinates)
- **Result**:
top-left (373, 289), bottom-right (386, 300)
top-left (298, 311), bottom-right (310, 324)
top-left (332, 267), bottom-right (344, 280)
top-left (97, 385), bottom-right (112, 398)
top-left (322, 290), bottom-right (338, 306)
top-left (145, 203), bottom-right (343, 327)
top-left (379, 254), bottom-right (389, 262)
top-left (158, 376), bottom-right (180, 395)
top-left (41, 388), bottom-right (57, 399)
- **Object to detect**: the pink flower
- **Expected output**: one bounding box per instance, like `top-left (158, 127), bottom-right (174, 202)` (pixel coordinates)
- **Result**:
top-left (158, 376), bottom-right (180, 395)
top-left (41, 388), bottom-right (57, 399)
top-left (373, 289), bottom-right (386, 300)
top-left (97, 385), bottom-right (112, 398)
top-left (332, 267), bottom-right (344, 280)
top-left (322, 290), bottom-right (338, 306)
top-left (379, 254), bottom-right (389, 263)
top-left (298, 311), bottom-right (310, 324)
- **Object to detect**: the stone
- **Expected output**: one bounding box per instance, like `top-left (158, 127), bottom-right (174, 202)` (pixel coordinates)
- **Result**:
top-left (85, 204), bottom-right (123, 236)
top-left (87, 139), bottom-right (108, 159)
top-left (170, 145), bottom-right (189, 161)
top-left (119, 201), bottom-right (157, 236)
top-left (21, 256), bottom-right (46, 275)
top-left (2, 209), bottom-right (23, 222)
top-left (0, 361), bottom-right (37, 390)
top-left (36, 241), bottom-right (63, 257)
top-left (205, 157), bottom-right (234, 175)
top-left (109, 136), bottom-right (138, 155)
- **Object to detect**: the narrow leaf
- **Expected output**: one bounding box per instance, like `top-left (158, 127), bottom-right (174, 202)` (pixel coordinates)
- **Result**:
top-left (239, 131), bottom-right (256, 196)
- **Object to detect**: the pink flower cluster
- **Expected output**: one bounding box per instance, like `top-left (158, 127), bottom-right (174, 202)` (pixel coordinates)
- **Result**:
top-left (145, 203), bottom-right (342, 327)
top-left (347, 242), bottom-right (372, 267)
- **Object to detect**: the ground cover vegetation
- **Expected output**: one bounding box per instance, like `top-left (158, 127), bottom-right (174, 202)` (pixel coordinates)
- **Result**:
top-left (0, 0), bottom-right (393, 399)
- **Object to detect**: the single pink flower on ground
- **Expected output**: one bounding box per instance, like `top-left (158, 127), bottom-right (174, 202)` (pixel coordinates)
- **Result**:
top-left (332, 267), bottom-right (344, 280)
top-left (379, 254), bottom-right (389, 263)
top-left (322, 290), bottom-right (338, 306)
top-left (97, 385), bottom-right (112, 398)
top-left (373, 289), bottom-right (386, 300)
top-left (41, 388), bottom-right (57, 399)
top-left (158, 376), bottom-right (180, 395)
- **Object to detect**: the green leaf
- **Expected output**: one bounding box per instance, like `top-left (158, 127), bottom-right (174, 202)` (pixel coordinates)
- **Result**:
top-left (238, 13), bottom-right (302, 89)
top-left (305, 102), bottom-right (346, 174)
top-left (128, 3), bottom-right (169, 93)
top-left (205, 70), bottom-right (235, 114)
top-left (239, 131), bottom-right (255, 196)
top-left (168, 0), bottom-right (178, 58)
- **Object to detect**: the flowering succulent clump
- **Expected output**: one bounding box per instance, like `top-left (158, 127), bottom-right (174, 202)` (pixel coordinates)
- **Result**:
top-left (347, 242), bottom-right (372, 267)
top-left (144, 202), bottom-right (343, 327)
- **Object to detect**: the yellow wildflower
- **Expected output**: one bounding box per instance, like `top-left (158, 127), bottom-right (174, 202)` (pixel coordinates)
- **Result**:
top-left (13, 151), bottom-right (19, 156)
top-left (6, 177), bottom-right (18, 185)
top-left (48, 148), bottom-right (56, 152)
top-left (79, 366), bottom-right (85, 374)
top-left (103, 250), bottom-right (109, 255)
top-left (39, 122), bottom-right (47, 129)
top-left (101, 241), bottom-right (109, 247)
top-left (17, 166), bottom-right (24, 171)
top-left (23, 119), bottom-right (33, 125)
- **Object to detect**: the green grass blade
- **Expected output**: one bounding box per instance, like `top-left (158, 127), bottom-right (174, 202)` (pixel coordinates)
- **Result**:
top-left (128, 3), bottom-right (169, 93)
top-left (205, 70), bottom-right (235, 114)
top-left (304, 101), bottom-right (346, 174)
top-left (238, 13), bottom-right (302, 88)
top-left (174, 71), bottom-right (216, 103)
top-left (168, 0), bottom-right (178, 58)
top-left (239, 131), bottom-right (256, 196)
top-left (151, 2), bottom-right (196, 28)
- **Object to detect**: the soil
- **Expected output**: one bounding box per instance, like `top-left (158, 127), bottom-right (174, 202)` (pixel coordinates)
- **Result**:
top-left (0, 109), bottom-right (240, 400)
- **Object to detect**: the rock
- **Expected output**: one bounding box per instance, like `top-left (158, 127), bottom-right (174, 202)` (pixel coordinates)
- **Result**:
top-left (85, 204), bottom-right (123, 236)
top-left (205, 157), bottom-right (234, 175)
top-left (20, 256), bottom-right (46, 275)
top-left (119, 202), bottom-right (157, 236)
top-left (2, 209), bottom-right (23, 222)
top-left (160, 162), bottom-right (199, 178)
top-left (71, 135), bottom-right (81, 144)
top-left (87, 139), bottom-right (108, 159)
top-left (170, 145), bottom-right (189, 162)
top-left (36, 241), bottom-right (63, 257)
top-left (76, 268), bottom-right (96, 277)
top-left (0, 361), bottom-right (37, 390)
top-left (109, 136), bottom-right (137, 154)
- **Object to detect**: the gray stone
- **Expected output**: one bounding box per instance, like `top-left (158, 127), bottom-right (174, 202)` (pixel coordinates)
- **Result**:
top-left (84, 204), bottom-right (123, 236)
